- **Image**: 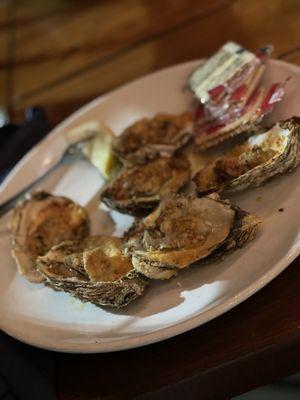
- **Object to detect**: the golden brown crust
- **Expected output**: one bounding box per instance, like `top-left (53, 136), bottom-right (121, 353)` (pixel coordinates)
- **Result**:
top-left (101, 157), bottom-right (191, 215)
top-left (10, 192), bottom-right (90, 283)
top-left (113, 113), bottom-right (194, 165)
top-left (194, 118), bottom-right (300, 194)
top-left (37, 236), bottom-right (148, 308)
top-left (124, 194), bottom-right (260, 280)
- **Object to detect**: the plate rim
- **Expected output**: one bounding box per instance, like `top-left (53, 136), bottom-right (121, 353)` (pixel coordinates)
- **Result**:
top-left (1, 58), bottom-right (299, 353)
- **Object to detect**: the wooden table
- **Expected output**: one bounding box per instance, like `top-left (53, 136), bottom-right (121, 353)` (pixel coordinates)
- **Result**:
top-left (1, 1), bottom-right (300, 399)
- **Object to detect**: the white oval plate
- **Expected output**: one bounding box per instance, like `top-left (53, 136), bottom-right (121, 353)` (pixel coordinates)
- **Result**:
top-left (1, 60), bottom-right (300, 353)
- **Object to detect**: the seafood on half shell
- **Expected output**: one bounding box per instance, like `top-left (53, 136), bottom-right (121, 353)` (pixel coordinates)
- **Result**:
top-left (101, 156), bottom-right (191, 215)
top-left (124, 194), bottom-right (260, 280)
top-left (10, 192), bottom-right (90, 283)
top-left (37, 236), bottom-right (148, 308)
top-left (113, 113), bottom-right (194, 166)
top-left (193, 117), bottom-right (300, 195)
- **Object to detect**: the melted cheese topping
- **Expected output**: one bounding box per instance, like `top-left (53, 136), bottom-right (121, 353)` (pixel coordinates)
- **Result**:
top-left (83, 237), bottom-right (132, 282)
top-left (140, 196), bottom-right (235, 268)
top-left (195, 125), bottom-right (290, 192)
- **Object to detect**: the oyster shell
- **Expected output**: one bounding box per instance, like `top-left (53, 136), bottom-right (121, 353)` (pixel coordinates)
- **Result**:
top-left (113, 113), bottom-right (193, 166)
top-left (10, 192), bottom-right (90, 283)
top-left (101, 156), bottom-right (191, 215)
top-left (194, 117), bottom-right (300, 194)
top-left (124, 194), bottom-right (260, 279)
top-left (37, 236), bottom-right (148, 308)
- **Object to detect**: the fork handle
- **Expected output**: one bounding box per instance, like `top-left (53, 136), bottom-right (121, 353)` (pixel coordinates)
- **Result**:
top-left (0, 162), bottom-right (60, 218)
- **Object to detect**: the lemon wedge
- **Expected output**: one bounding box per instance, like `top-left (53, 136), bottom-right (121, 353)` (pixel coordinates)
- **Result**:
top-left (66, 121), bottom-right (120, 179)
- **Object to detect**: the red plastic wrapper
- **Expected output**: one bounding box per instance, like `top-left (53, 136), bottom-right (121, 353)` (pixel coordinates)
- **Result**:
top-left (189, 42), bottom-right (287, 148)
top-left (194, 81), bottom-right (286, 148)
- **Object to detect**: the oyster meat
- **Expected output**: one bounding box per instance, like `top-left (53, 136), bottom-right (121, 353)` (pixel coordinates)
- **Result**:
top-left (124, 194), bottom-right (260, 279)
top-left (37, 236), bottom-right (148, 308)
top-left (101, 156), bottom-right (191, 215)
top-left (194, 117), bottom-right (300, 195)
top-left (10, 192), bottom-right (90, 283)
top-left (113, 113), bottom-right (193, 165)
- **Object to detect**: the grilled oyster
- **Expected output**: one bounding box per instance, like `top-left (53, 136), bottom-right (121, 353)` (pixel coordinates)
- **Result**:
top-left (124, 194), bottom-right (260, 279)
top-left (101, 156), bottom-right (191, 215)
top-left (194, 118), bottom-right (300, 195)
top-left (10, 192), bottom-right (90, 283)
top-left (37, 236), bottom-right (148, 308)
top-left (113, 113), bottom-right (193, 165)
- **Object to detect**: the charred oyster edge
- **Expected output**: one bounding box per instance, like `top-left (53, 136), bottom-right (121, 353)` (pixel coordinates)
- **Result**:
top-left (37, 238), bottom-right (148, 308)
top-left (100, 157), bottom-right (191, 216)
top-left (195, 117), bottom-right (300, 195)
top-left (225, 117), bottom-right (300, 192)
top-left (41, 268), bottom-right (148, 309)
top-left (195, 118), bottom-right (262, 149)
top-left (113, 113), bottom-right (194, 166)
top-left (101, 194), bottom-right (159, 217)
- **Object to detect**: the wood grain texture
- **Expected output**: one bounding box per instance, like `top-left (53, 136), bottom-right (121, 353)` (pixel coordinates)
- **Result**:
top-left (280, 48), bottom-right (300, 64)
top-left (0, 33), bottom-right (7, 105)
top-left (11, 0), bottom-right (229, 106)
top-left (57, 260), bottom-right (300, 400)
top-left (11, 0), bottom-right (300, 114)
top-left (14, 0), bottom-right (229, 62)
top-left (0, 74), bottom-right (6, 107)
top-left (0, 1), bottom-right (10, 106)
top-left (14, 0), bottom-right (68, 24)
top-left (0, 1), bottom-right (8, 25)
top-left (0, 0), bottom-right (73, 28)
top-left (0, 1), bottom-right (9, 63)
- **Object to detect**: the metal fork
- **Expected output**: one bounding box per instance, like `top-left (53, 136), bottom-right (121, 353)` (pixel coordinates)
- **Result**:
top-left (0, 140), bottom-right (89, 218)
